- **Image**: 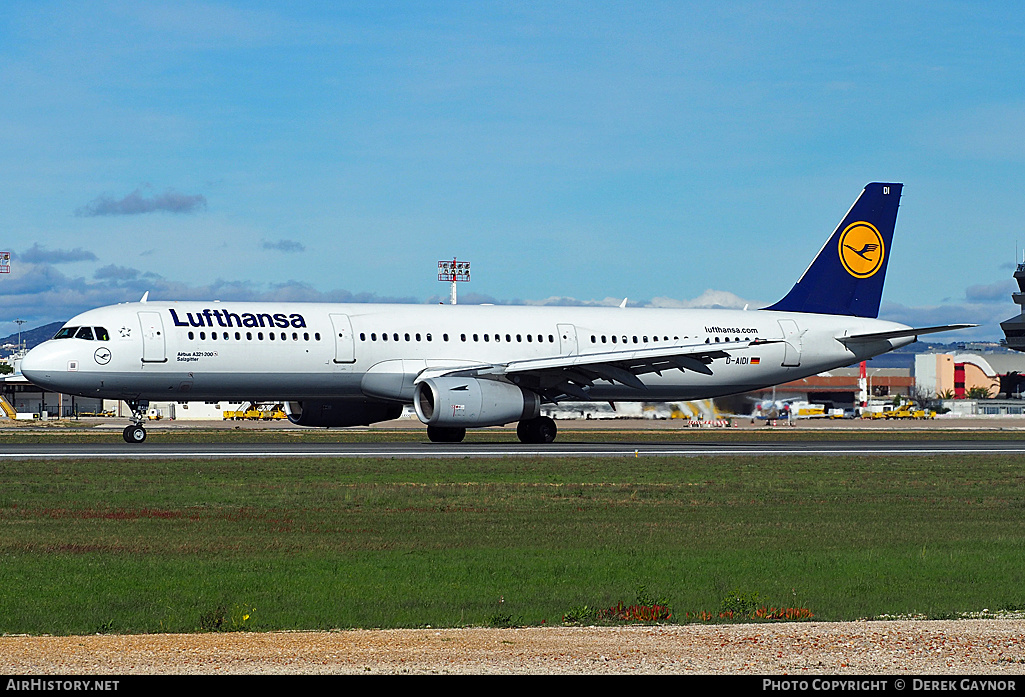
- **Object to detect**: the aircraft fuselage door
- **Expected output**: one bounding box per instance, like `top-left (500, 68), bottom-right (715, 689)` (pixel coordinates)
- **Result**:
top-left (558, 324), bottom-right (578, 356)
top-left (138, 311), bottom-right (167, 363)
top-left (778, 319), bottom-right (803, 367)
top-left (330, 314), bottom-right (356, 364)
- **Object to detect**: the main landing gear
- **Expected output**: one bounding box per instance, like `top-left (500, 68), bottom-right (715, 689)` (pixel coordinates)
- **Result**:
top-left (426, 426), bottom-right (466, 443)
top-left (425, 416), bottom-right (558, 444)
top-left (122, 400), bottom-right (148, 444)
top-left (517, 416), bottom-right (557, 444)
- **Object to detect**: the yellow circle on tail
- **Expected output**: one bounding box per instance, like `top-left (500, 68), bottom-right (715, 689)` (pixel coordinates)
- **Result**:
top-left (838, 222), bottom-right (885, 278)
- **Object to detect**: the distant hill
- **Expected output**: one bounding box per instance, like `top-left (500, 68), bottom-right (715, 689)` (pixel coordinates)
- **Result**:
top-left (0, 322), bottom-right (64, 352)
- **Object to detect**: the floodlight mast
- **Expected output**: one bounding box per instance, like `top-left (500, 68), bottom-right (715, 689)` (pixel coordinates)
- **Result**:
top-left (14, 318), bottom-right (26, 355)
top-left (437, 258), bottom-right (470, 305)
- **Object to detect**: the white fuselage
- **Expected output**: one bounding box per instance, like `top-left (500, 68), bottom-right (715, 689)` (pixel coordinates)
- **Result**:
top-left (21, 300), bottom-right (913, 405)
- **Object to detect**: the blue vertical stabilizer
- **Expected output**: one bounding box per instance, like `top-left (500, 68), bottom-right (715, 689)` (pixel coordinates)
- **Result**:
top-left (764, 182), bottom-right (902, 318)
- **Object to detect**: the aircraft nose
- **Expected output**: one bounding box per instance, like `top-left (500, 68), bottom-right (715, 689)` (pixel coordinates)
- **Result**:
top-left (20, 343), bottom-right (63, 388)
top-left (20, 345), bottom-right (41, 374)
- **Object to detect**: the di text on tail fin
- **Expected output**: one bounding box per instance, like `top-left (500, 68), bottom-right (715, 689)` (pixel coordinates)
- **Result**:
top-left (764, 182), bottom-right (902, 318)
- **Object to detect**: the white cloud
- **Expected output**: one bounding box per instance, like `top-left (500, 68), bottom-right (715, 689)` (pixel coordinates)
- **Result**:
top-left (76, 186), bottom-right (207, 216)
top-left (878, 301), bottom-right (1010, 343)
top-left (261, 240), bottom-right (306, 253)
top-left (20, 244), bottom-right (97, 264)
top-left (647, 289), bottom-right (752, 309)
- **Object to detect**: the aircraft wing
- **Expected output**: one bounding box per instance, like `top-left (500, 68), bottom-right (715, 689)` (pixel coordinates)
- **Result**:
top-left (416, 340), bottom-right (760, 401)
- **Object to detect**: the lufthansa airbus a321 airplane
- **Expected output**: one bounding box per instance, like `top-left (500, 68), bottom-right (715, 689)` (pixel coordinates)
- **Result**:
top-left (22, 183), bottom-right (972, 444)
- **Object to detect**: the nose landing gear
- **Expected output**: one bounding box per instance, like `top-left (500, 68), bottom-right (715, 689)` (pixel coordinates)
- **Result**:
top-left (122, 424), bottom-right (147, 443)
top-left (122, 400), bottom-right (149, 443)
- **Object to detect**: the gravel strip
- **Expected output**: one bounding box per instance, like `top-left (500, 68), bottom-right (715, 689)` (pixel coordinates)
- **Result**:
top-left (3, 620), bottom-right (1025, 675)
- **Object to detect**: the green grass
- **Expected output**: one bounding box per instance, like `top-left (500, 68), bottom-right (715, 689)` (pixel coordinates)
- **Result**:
top-left (2, 454), bottom-right (1025, 634)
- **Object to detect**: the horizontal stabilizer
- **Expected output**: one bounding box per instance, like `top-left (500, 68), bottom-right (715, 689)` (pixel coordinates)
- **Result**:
top-left (837, 324), bottom-right (977, 345)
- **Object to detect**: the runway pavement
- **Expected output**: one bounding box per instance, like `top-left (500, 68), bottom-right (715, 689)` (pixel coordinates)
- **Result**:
top-left (4, 416), bottom-right (1025, 458)
top-left (4, 438), bottom-right (1025, 459)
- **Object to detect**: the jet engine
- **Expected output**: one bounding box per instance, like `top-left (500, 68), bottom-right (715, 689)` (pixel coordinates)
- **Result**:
top-left (413, 377), bottom-right (540, 428)
top-left (284, 399), bottom-right (402, 427)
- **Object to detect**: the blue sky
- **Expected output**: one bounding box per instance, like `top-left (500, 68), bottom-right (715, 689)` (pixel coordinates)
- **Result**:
top-left (1, 1), bottom-right (1023, 341)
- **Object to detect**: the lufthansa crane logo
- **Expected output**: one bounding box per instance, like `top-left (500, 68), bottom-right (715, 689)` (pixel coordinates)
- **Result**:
top-left (94, 347), bottom-right (111, 365)
top-left (838, 221), bottom-right (885, 278)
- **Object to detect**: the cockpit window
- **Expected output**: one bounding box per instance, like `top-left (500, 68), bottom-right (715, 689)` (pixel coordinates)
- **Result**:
top-left (51, 326), bottom-right (116, 341)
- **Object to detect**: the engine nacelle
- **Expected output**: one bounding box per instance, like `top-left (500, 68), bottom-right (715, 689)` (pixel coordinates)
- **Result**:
top-left (413, 377), bottom-right (540, 427)
top-left (284, 399), bottom-right (402, 428)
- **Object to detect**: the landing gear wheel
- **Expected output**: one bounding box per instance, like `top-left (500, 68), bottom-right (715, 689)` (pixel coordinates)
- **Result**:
top-left (427, 426), bottom-right (466, 443)
top-left (121, 399), bottom-right (149, 444)
top-left (517, 416), bottom-right (557, 444)
top-left (123, 424), bottom-right (147, 443)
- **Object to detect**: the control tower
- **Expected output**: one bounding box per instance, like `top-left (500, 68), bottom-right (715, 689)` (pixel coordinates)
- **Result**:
top-left (1000, 263), bottom-right (1025, 351)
